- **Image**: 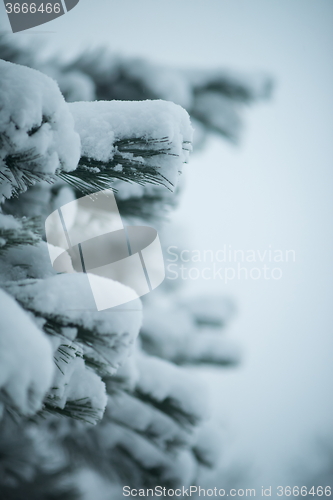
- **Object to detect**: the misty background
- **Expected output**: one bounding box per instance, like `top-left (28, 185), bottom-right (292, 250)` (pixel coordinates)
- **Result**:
top-left (1, 0), bottom-right (332, 488)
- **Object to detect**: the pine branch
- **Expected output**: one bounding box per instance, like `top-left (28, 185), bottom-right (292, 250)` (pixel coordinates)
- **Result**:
top-left (0, 389), bottom-right (23, 421)
top-left (64, 429), bottom-right (181, 489)
top-left (58, 137), bottom-right (187, 195)
top-left (0, 412), bottom-right (79, 499)
top-left (140, 332), bottom-right (239, 368)
top-left (53, 344), bottom-right (81, 375)
top-left (134, 390), bottom-right (200, 428)
top-left (173, 353), bottom-right (239, 367)
top-left (33, 314), bottom-right (120, 375)
top-left (0, 467), bottom-right (80, 500)
top-left (0, 216), bottom-right (41, 253)
top-left (1, 136), bottom-right (188, 197)
top-left (106, 402), bottom-right (190, 452)
top-left (109, 444), bottom-right (177, 489)
top-left (43, 398), bottom-right (103, 426)
top-left (1, 138), bottom-right (56, 197)
top-left (192, 75), bottom-right (272, 103)
top-left (0, 34), bottom-right (37, 67)
top-left (191, 445), bottom-right (215, 468)
top-left (82, 355), bottom-right (111, 378)
top-left (116, 191), bottom-right (177, 220)
top-left (20, 309), bottom-right (125, 376)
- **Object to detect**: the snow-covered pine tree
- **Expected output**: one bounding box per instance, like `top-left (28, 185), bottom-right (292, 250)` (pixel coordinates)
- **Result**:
top-left (0, 38), bottom-right (270, 499)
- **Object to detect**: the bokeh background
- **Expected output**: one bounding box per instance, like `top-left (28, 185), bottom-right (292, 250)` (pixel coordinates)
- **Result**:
top-left (1, 0), bottom-right (332, 490)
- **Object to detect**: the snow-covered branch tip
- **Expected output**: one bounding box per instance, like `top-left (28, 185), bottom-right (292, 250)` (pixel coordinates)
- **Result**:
top-left (60, 100), bottom-right (193, 195)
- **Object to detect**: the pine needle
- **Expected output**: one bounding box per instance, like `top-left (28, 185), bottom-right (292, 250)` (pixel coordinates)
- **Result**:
top-left (0, 216), bottom-right (42, 253)
top-left (57, 136), bottom-right (184, 195)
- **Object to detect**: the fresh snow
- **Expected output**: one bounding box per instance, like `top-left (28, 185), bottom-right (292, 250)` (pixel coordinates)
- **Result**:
top-left (142, 291), bottom-right (239, 365)
top-left (0, 213), bottom-right (21, 231)
top-left (5, 273), bottom-right (142, 373)
top-left (136, 353), bottom-right (210, 423)
top-left (69, 100), bottom-right (193, 188)
top-left (106, 390), bottom-right (193, 448)
top-left (0, 289), bottom-right (54, 416)
top-left (49, 353), bottom-right (107, 421)
top-left (0, 60), bottom-right (80, 200)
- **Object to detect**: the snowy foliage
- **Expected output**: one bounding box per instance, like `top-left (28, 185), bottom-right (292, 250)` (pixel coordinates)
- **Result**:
top-left (0, 36), bottom-right (266, 499)
top-left (69, 99), bottom-right (192, 190)
top-left (142, 291), bottom-right (239, 365)
top-left (57, 100), bottom-right (192, 195)
top-left (0, 289), bottom-right (54, 417)
top-left (0, 60), bottom-right (80, 201)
